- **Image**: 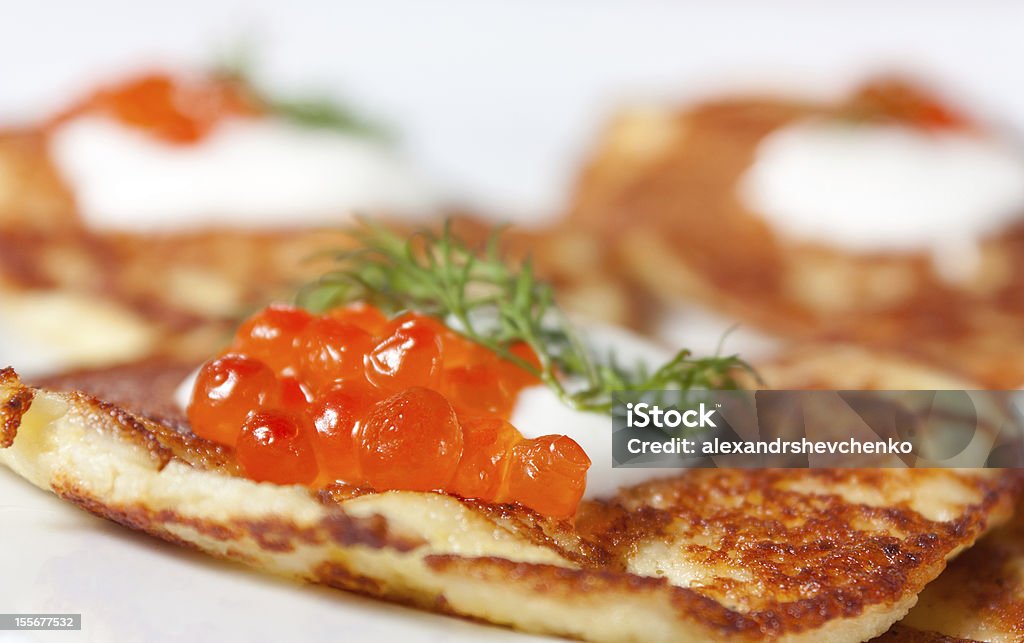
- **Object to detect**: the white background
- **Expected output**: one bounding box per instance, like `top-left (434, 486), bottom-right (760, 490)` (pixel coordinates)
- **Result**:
top-left (3, 2), bottom-right (1024, 641)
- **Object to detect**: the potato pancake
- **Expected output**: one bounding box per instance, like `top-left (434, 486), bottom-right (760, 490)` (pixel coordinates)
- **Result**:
top-left (1, 343), bottom-right (1018, 642)
top-left (565, 79), bottom-right (1024, 388)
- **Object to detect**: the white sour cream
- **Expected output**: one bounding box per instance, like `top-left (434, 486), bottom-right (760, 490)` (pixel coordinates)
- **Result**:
top-left (509, 386), bottom-right (663, 500)
top-left (174, 367), bottom-right (199, 414)
top-left (49, 116), bottom-right (439, 231)
top-left (739, 119), bottom-right (1024, 281)
top-left (510, 323), bottom-right (675, 499)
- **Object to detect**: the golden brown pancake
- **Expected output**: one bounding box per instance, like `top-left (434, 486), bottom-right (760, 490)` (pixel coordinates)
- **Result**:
top-left (0, 129), bottom-right (75, 230)
top-left (0, 122), bottom-right (643, 371)
top-left (0, 219), bottom-right (646, 374)
top-left (870, 500), bottom-right (1024, 642)
top-left (565, 78), bottom-right (1024, 388)
top-left (890, 497), bottom-right (1024, 642)
top-left (2, 344), bottom-right (1019, 642)
top-left (873, 624), bottom-right (976, 642)
top-left (0, 222), bottom-right (357, 366)
top-left (0, 128), bottom-right (363, 367)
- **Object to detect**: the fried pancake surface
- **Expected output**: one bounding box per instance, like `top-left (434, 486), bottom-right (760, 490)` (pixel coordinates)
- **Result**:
top-left (0, 130), bottom-right (75, 231)
top-left (0, 222), bottom-right (644, 374)
top-left (0, 219), bottom-right (365, 368)
top-left (892, 498), bottom-right (1024, 642)
top-left (3, 344), bottom-right (1019, 642)
top-left (565, 79), bottom-right (1024, 388)
top-left (0, 138), bottom-right (644, 374)
top-left (873, 624), bottom-right (976, 642)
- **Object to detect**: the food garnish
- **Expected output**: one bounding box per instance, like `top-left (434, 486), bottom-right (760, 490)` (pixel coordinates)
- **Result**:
top-left (188, 303), bottom-right (591, 518)
top-left (188, 222), bottom-right (749, 519)
top-left (48, 69), bottom-right (388, 145)
top-left (298, 221), bottom-right (752, 413)
top-left (49, 71), bottom-right (262, 144)
top-left (214, 47), bottom-right (391, 139)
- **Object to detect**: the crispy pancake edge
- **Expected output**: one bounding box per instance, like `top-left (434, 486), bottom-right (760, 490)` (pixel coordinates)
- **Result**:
top-left (2, 365), bottom-right (1021, 642)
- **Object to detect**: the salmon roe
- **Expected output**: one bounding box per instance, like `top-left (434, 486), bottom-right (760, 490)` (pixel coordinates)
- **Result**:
top-left (187, 304), bottom-right (591, 519)
top-left (48, 71), bottom-right (263, 144)
top-left (855, 78), bottom-right (971, 131)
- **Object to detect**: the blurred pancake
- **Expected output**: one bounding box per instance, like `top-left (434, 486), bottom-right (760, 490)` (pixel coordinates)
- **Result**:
top-left (0, 215), bottom-right (645, 377)
top-left (0, 129), bottom-right (75, 230)
top-left (0, 211), bottom-right (358, 370)
top-left (872, 624), bottom-right (975, 642)
top-left (0, 142), bottom-right (642, 378)
top-left (892, 497), bottom-right (1024, 641)
top-left (2, 342), bottom-right (1019, 642)
top-left (566, 78), bottom-right (1024, 387)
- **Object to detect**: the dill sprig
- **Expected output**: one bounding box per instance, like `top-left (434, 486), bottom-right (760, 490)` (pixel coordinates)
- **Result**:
top-left (297, 220), bottom-right (753, 414)
top-left (266, 95), bottom-right (391, 141)
top-left (212, 45), bottom-right (391, 140)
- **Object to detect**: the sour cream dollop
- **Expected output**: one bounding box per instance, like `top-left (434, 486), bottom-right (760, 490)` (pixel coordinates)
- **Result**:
top-left (739, 119), bottom-right (1024, 281)
top-left (510, 322), bottom-right (674, 499)
top-left (49, 116), bottom-right (439, 231)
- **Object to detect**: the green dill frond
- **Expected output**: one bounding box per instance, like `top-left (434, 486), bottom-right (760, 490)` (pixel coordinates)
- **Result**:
top-left (298, 220), bottom-right (754, 414)
top-left (210, 48), bottom-right (391, 140)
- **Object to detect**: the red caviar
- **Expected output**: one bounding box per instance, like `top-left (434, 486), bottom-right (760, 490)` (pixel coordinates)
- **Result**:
top-left (329, 303), bottom-right (389, 336)
top-left (357, 387), bottom-right (463, 492)
top-left (187, 355), bottom-right (280, 446)
top-left (279, 375), bottom-right (311, 414)
top-left (364, 316), bottom-right (443, 392)
top-left (298, 317), bottom-right (376, 392)
top-left (856, 78), bottom-right (971, 131)
top-left (49, 71), bottom-right (263, 144)
top-left (310, 381), bottom-right (377, 482)
top-left (233, 305), bottom-right (313, 373)
top-left (236, 410), bottom-right (318, 485)
top-left (450, 418), bottom-right (520, 500)
top-left (187, 303), bottom-right (591, 518)
top-left (500, 436), bottom-right (591, 520)
top-left (442, 364), bottom-right (514, 418)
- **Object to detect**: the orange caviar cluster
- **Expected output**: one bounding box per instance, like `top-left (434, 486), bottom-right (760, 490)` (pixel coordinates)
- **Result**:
top-left (49, 71), bottom-right (262, 144)
top-left (856, 78), bottom-right (971, 131)
top-left (187, 304), bottom-right (591, 519)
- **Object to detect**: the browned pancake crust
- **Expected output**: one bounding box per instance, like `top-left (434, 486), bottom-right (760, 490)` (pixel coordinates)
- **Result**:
top-left (894, 498), bottom-right (1024, 640)
top-left (0, 223), bottom-right (359, 360)
top-left (35, 357), bottom-right (197, 424)
top-left (565, 78), bottom-right (1024, 387)
top-left (0, 126), bottom-right (648, 368)
top-left (874, 624), bottom-right (977, 642)
top-left (13, 361), bottom-right (1021, 641)
top-left (0, 129), bottom-right (76, 231)
top-left (0, 216), bottom-right (648, 375)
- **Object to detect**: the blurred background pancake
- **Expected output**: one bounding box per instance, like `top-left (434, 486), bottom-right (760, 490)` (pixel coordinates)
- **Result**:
top-left (893, 495), bottom-right (1024, 641)
top-left (0, 68), bottom-right (437, 376)
top-left (565, 78), bottom-right (1024, 387)
top-left (0, 68), bottom-right (645, 378)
